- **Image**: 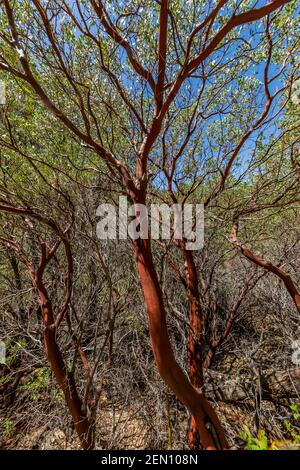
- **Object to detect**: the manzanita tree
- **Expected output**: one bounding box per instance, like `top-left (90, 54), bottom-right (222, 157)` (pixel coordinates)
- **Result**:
top-left (0, 0), bottom-right (299, 449)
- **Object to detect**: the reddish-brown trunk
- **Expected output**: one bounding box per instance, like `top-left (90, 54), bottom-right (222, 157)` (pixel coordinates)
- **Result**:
top-left (183, 248), bottom-right (203, 448)
top-left (183, 249), bottom-right (203, 387)
top-left (41, 298), bottom-right (94, 450)
top-left (134, 237), bottom-right (228, 449)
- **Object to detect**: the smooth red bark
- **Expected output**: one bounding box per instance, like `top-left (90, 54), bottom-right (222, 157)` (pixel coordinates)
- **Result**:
top-left (134, 237), bottom-right (228, 450)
